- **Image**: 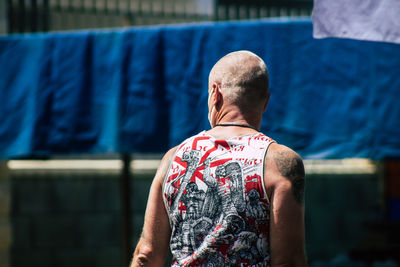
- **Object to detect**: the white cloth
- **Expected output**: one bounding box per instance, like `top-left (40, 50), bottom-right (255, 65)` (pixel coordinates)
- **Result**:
top-left (312, 0), bottom-right (400, 44)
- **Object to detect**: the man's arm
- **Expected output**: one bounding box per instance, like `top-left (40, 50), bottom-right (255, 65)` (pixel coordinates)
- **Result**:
top-left (130, 147), bottom-right (177, 267)
top-left (264, 143), bottom-right (307, 267)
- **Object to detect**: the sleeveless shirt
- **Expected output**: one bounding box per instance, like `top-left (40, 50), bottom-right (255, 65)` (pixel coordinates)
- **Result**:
top-left (163, 131), bottom-right (275, 266)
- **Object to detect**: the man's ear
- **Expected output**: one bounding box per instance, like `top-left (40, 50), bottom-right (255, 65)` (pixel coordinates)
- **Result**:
top-left (213, 83), bottom-right (222, 106)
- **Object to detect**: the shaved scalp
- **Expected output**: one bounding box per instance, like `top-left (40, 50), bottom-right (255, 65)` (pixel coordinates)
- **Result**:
top-left (209, 50), bottom-right (269, 114)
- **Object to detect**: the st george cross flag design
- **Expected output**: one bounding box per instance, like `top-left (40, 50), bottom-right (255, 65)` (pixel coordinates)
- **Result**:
top-left (312, 0), bottom-right (400, 44)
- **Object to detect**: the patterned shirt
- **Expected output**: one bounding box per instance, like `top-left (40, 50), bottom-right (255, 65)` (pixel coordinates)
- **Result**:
top-left (163, 131), bottom-right (275, 266)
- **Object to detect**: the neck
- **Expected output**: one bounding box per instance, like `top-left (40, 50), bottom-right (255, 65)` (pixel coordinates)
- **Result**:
top-left (213, 108), bottom-right (261, 130)
top-left (214, 122), bottom-right (259, 131)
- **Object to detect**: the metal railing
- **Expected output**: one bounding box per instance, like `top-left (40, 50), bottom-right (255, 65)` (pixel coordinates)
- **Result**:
top-left (6, 0), bottom-right (312, 34)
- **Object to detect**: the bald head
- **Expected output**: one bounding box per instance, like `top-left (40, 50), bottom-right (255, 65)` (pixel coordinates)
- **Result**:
top-left (209, 51), bottom-right (269, 114)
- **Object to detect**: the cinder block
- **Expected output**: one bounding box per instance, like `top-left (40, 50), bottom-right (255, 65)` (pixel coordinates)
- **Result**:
top-left (0, 219), bottom-right (11, 250)
top-left (33, 215), bottom-right (78, 248)
top-left (130, 178), bottom-right (152, 212)
top-left (10, 216), bottom-right (32, 249)
top-left (339, 175), bottom-right (379, 210)
top-left (12, 177), bottom-right (121, 216)
top-left (305, 174), bottom-right (382, 262)
top-left (54, 248), bottom-right (95, 267)
top-left (131, 213), bottom-right (145, 240)
top-left (10, 248), bottom-right (54, 267)
top-left (92, 179), bottom-right (120, 212)
top-left (0, 182), bottom-right (10, 215)
top-left (0, 250), bottom-right (9, 267)
top-left (95, 247), bottom-right (122, 267)
top-left (52, 179), bottom-right (95, 212)
top-left (11, 179), bottom-right (52, 215)
top-left (77, 214), bottom-right (120, 248)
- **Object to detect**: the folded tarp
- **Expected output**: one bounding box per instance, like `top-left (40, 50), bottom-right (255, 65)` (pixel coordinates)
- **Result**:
top-left (0, 18), bottom-right (399, 159)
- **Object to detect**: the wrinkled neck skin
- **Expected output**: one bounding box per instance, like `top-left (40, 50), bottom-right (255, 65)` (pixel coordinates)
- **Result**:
top-left (207, 104), bottom-right (262, 140)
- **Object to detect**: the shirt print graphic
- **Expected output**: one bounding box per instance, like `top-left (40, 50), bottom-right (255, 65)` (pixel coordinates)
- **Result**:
top-left (163, 132), bottom-right (274, 266)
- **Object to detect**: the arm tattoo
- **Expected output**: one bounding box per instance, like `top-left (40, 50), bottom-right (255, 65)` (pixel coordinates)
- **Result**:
top-left (274, 151), bottom-right (305, 204)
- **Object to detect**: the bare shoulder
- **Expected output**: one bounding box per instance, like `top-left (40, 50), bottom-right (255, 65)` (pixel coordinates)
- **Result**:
top-left (267, 143), bottom-right (305, 180)
top-left (265, 143), bottom-right (306, 204)
top-left (154, 146), bottom-right (179, 184)
top-left (163, 146), bottom-right (179, 162)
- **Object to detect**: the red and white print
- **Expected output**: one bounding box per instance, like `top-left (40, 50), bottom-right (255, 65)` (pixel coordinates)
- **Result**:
top-left (163, 131), bottom-right (275, 266)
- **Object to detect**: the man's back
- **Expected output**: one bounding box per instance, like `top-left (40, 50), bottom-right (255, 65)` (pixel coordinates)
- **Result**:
top-left (163, 131), bottom-right (274, 266)
top-left (130, 50), bottom-right (307, 267)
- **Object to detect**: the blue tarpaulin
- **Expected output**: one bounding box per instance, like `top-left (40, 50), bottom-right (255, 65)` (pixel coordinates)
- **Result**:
top-left (0, 19), bottom-right (400, 159)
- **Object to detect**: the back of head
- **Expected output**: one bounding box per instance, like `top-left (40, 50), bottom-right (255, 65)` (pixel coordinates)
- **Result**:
top-left (209, 51), bottom-right (269, 115)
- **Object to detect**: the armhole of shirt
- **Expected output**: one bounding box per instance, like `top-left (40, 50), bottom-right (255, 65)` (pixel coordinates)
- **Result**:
top-left (161, 147), bottom-right (180, 218)
top-left (161, 132), bottom-right (202, 224)
top-left (261, 140), bottom-right (275, 204)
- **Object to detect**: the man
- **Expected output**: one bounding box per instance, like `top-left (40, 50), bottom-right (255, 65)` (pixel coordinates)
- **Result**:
top-left (131, 51), bottom-right (307, 266)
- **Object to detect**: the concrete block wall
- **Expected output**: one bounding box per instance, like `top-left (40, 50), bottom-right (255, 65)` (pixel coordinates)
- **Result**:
top-left (7, 166), bottom-right (384, 266)
top-left (0, 161), bottom-right (11, 267)
top-left (9, 172), bottom-right (149, 267)
top-left (305, 174), bottom-right (383, 261)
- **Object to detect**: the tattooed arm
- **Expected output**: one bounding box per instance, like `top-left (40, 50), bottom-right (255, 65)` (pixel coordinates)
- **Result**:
top-left (130, 147), bottom-right (177, 267)
top-left (264, 143), bottom-right (307, 267)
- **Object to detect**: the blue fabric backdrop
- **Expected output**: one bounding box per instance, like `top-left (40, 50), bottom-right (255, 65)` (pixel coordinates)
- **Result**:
top-left (0, 18), bottom-right (399, 159)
